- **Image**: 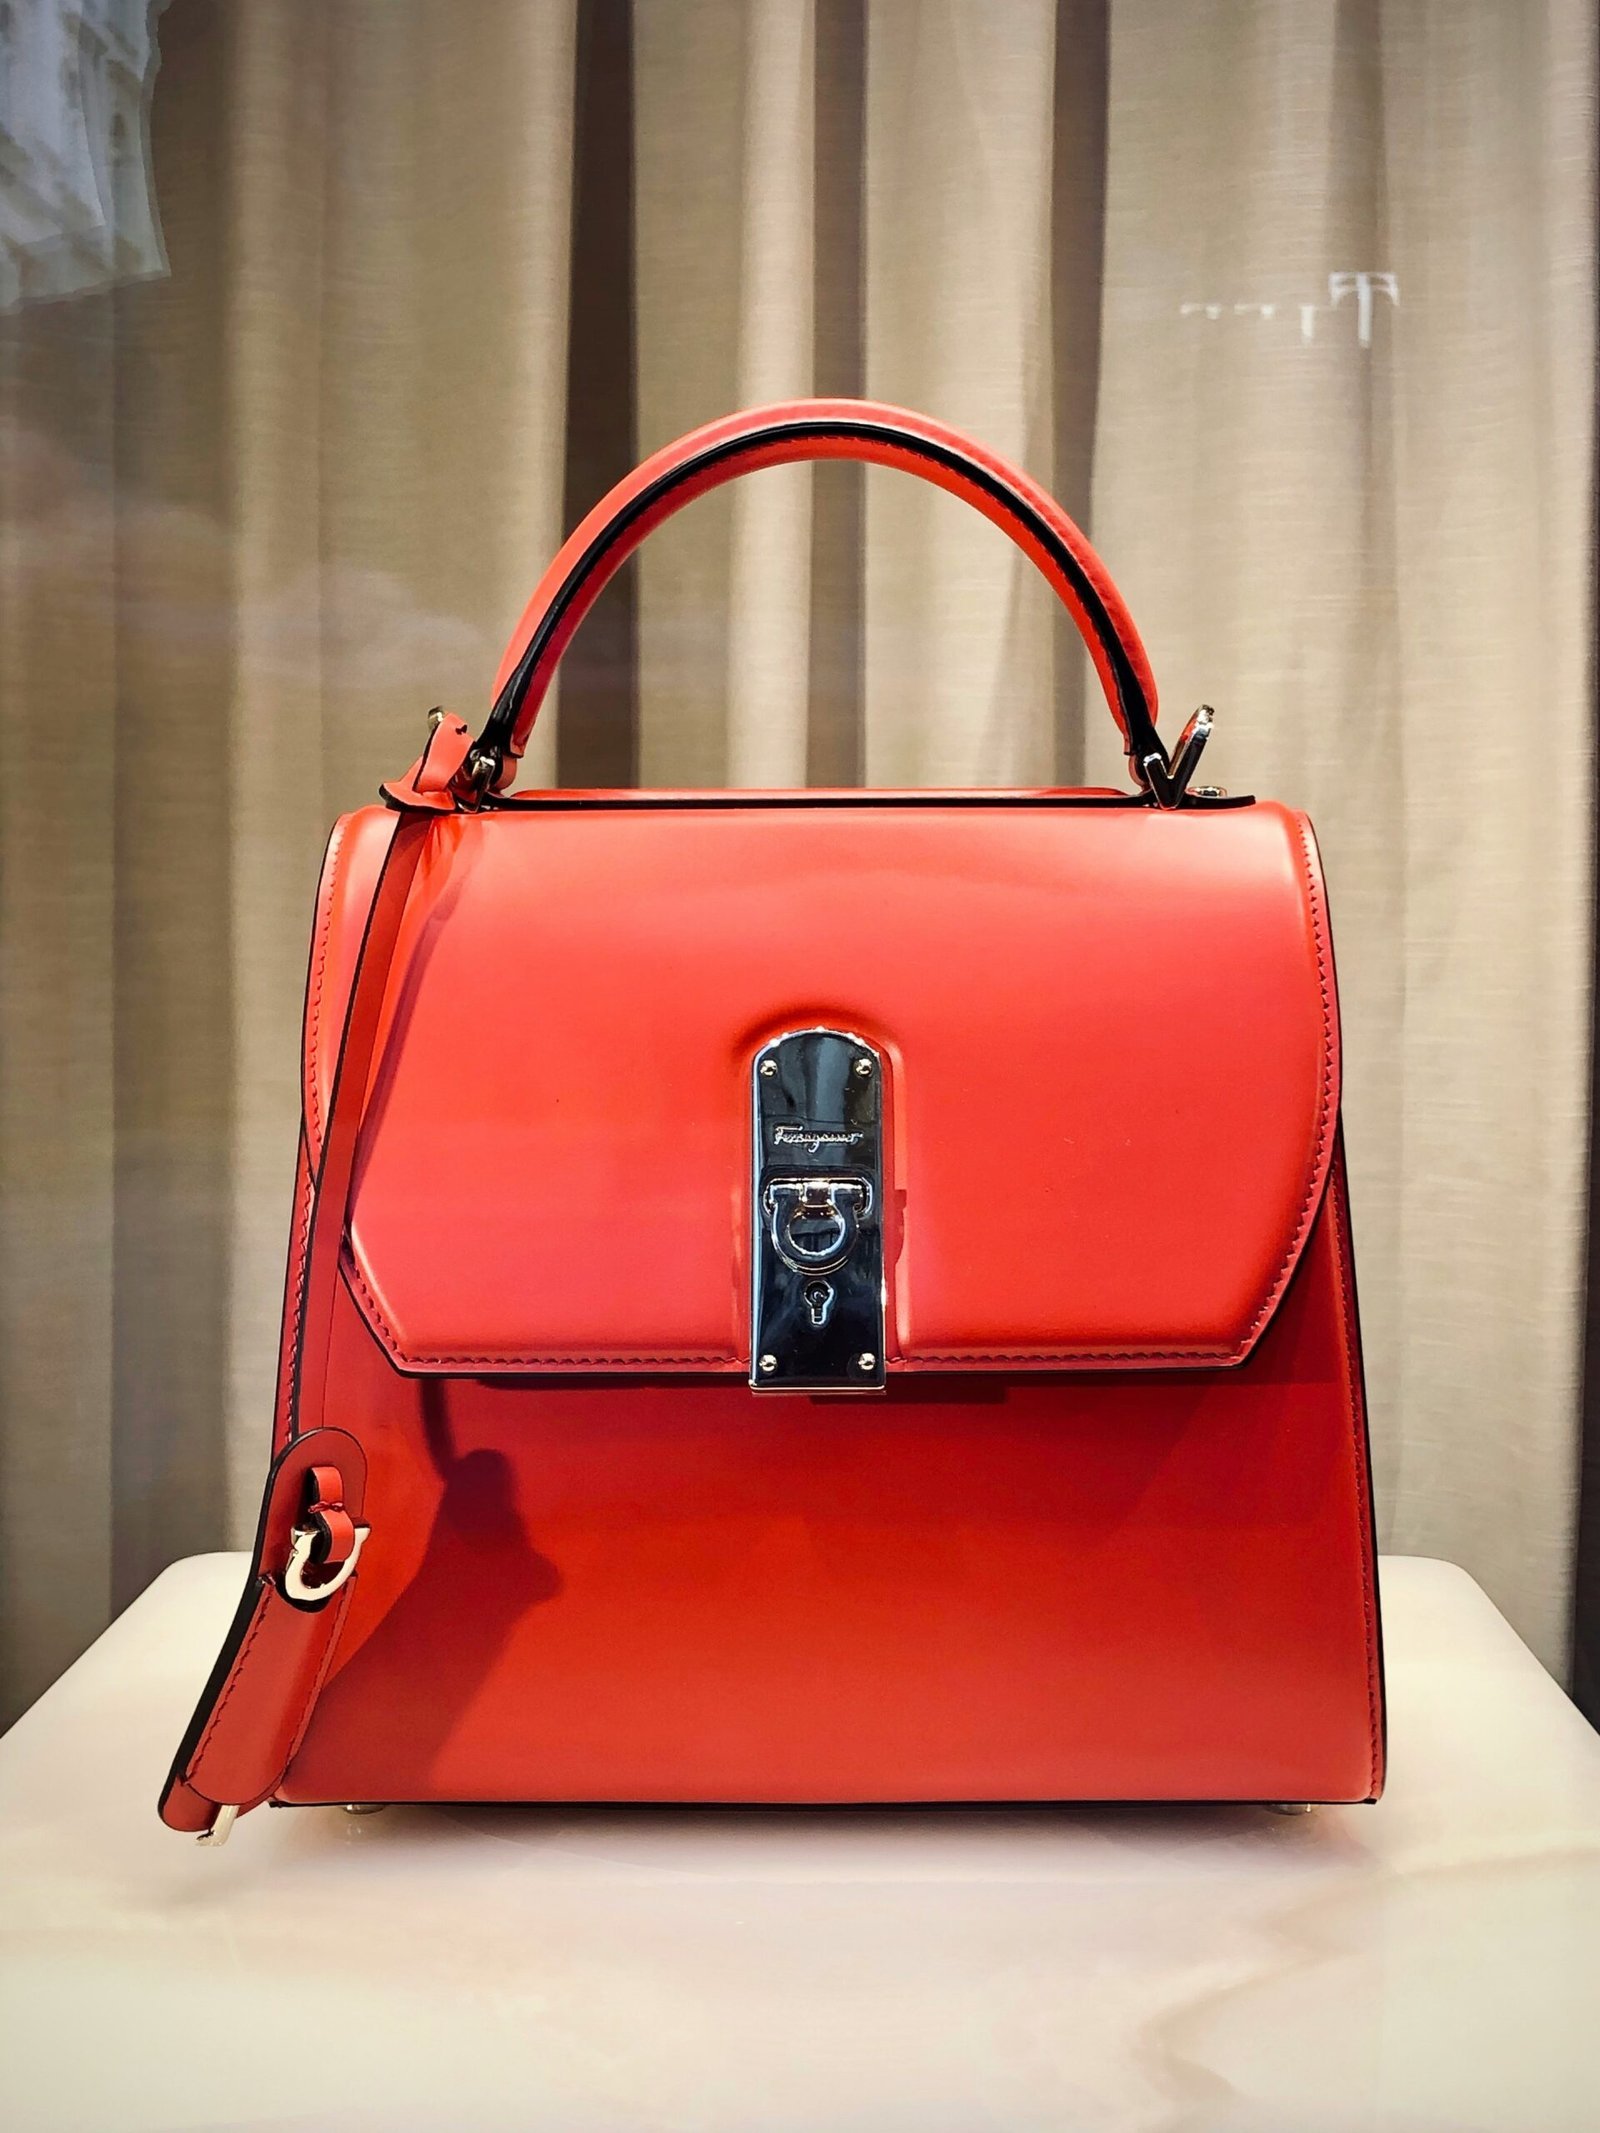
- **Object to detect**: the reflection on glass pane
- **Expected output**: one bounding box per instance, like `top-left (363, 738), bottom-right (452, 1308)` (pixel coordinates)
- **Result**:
top-left (0, 0), bottom-right (169, 308)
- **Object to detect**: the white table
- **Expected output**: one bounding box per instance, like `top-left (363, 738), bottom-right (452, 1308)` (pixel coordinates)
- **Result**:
top-left (2, 1555), bottom-right (1598, 2132)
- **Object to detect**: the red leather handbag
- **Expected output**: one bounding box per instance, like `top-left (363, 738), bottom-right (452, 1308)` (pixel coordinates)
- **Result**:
top-left (162, 401), bottom-right (1383, 1843)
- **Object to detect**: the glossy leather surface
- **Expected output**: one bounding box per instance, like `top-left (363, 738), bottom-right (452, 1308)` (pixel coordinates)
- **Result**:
top-left (279, 1158), bottom-right (1380, 1807)
top-left (169, 795), bottom-right (1381, 1814)
top-left (310, 800), bottom-right (1336, 1372)
top-left (159, 1428), bottom-right (366, 1829)
top-left (483, 401), bottom-right (1161, 785)
top-left (160, 399), bottom-right (1382, 1827)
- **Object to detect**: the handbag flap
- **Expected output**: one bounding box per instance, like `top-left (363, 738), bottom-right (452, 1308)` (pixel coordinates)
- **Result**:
top-left (308, 796), bottom-right (1339, 1375)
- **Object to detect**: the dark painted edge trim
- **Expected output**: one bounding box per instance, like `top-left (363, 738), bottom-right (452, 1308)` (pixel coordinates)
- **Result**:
top-left (482, 418), bottom-right (1161, 775)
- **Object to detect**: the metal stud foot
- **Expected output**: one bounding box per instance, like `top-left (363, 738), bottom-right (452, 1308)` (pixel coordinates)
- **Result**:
top-left (341, 1802), bottom-right (388, 1816)
top-left (196, 1803), bottom-right (238, 1847)
top-left (1266, 1801), bottom-right (1314, 1816)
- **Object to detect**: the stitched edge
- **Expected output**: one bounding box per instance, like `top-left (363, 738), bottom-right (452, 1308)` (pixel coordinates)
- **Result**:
top-left (1243, 810), bottom-right (1340, 1348)
top-left (893, 1345), bottom-right (1237, 1364)
top-left (304, 817), bottom-right (351, 1161)
top-left (271, 1583), bottom-right (356, 1796)
top-left (186, 1585), bottom-right (352, 1810)
top-left (901, 811), bottom-right (1339, 1367)
top-left (342, 1252), bottom-right (737, 1368)
top-left (275, 1139), bottom-right (315, 1446)
top-left (186, 1583), bottom-right (271, 1779)
top-left (317, 809), bottom-right (1337, 1373)
top-left (1327, 1161), bottom-right (1384, 1799)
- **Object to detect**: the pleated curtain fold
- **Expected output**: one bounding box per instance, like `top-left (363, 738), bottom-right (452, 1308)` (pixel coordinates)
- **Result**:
top-left (0, 0), bottom-right (1592, 1722)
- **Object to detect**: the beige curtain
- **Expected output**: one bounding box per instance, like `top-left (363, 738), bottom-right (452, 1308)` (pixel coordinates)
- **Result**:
top-left (0, 0), bottom-right (1592, 1724)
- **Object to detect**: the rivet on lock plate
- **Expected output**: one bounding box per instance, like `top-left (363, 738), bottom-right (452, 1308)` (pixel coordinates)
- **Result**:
top-left (750, 1028), bottom-right (886, 1392)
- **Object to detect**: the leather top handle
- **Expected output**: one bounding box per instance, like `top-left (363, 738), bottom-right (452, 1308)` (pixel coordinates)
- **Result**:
top-left (464, 399), bottom-right (1166, 796)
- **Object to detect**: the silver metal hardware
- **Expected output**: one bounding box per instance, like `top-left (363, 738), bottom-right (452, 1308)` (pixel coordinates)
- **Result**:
top-left (764, 1177), bottom-right (870, 1275)
top-left (341, 1802), bottom-right (389, 1816)
top-left (426, 706), bottom-right (446, 731)
top-left (1267, 1801), bottom-right (1315, 1816)
top-left (465, 746), bottom-right (500, 792)
top-left (196, 1803), bottom-right (238, 1848)
top-left (282, 1519), bottom-right (369, 1606)
top-left (751, 1028), bottom-right (886, 1392)
top-left (1141, 704), bottom-right (1215, 809)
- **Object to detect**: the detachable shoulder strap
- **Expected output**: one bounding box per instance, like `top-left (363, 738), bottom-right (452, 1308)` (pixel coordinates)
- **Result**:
top-left (161, 787), bottom-right (442, 1841)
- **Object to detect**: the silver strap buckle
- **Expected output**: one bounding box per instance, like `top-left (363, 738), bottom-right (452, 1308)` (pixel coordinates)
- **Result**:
top-left (282, 1519), bottom-right (369, 1606)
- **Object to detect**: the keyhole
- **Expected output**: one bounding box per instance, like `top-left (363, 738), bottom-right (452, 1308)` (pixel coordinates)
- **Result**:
top-left (803, 1280), bottom-right (834, 1328)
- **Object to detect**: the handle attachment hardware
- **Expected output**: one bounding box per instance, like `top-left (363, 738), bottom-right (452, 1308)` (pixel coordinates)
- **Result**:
top-left (1141, 705), bottom-right (1216, 809)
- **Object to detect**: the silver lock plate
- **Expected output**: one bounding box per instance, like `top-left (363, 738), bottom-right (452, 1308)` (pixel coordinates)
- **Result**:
top-left (751, 1028), bottom-right (885, 1392)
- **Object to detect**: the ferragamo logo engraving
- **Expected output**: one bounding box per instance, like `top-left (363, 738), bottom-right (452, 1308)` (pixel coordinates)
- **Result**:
top-left (773, 1125), bottom-right (865, 1152)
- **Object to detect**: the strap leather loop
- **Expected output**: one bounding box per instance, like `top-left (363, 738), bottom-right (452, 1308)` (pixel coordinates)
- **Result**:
top-left (158, 1427), bottom-right (369, 1833)
top-left (472, 399), bottom-right (1162, 791)
top-left (292, 812), bottom-right (434, 1440)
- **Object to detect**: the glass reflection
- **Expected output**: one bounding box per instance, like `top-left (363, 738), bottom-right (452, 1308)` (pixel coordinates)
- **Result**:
top-left (0, 0), bottom-right (169, 309)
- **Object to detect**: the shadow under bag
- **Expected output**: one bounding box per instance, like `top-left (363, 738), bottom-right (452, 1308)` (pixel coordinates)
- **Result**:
top-left (161, 400), bottom-right (1384, 1843)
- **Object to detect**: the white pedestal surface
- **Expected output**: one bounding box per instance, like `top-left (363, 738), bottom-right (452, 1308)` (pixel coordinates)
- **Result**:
top-left (1, 1552), bottom-right (1598, 2131)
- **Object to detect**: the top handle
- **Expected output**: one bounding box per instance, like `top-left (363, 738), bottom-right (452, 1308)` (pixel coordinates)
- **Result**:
top-left (461, 399), bottom-right (1179, 799)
